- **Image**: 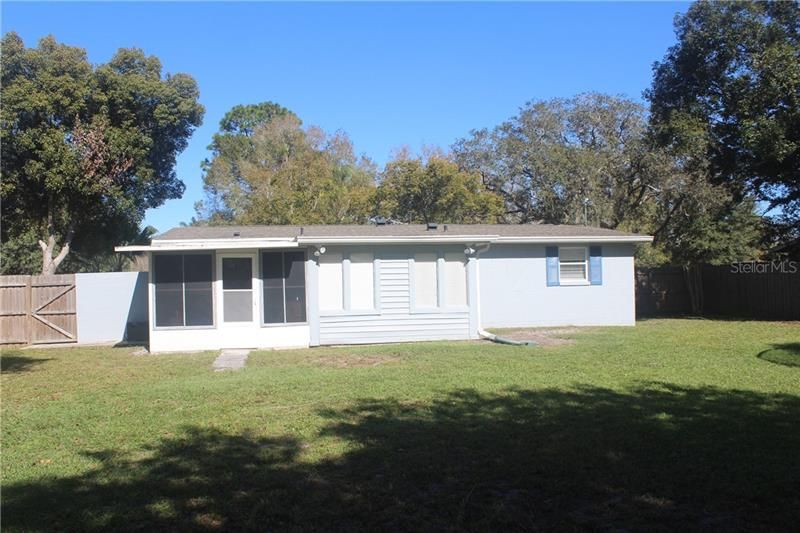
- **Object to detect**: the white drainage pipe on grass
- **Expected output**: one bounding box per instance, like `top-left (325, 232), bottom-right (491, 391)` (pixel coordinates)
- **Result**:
top-left (472, 243), bottom-right (535, 347)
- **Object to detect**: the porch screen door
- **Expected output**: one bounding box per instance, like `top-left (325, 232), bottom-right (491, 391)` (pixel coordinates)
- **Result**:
top-left (221, 256), bottom-right (254, 323)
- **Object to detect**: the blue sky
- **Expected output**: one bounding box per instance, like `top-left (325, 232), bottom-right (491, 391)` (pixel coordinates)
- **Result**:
top-left (3, 1), bottom-right (689, 232)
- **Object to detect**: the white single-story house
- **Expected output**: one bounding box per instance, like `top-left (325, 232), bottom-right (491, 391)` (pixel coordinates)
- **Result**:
top-left (116, 224), bottom-right (652, 352)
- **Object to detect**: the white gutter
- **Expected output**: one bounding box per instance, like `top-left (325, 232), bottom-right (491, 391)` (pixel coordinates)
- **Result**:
top-left (115, 238), bottom-right (297, 252)
top-left (495, 235), bottom-right (653, 244)
top-left (297, 235), bottom-right (497, 245)
top-left (300, 235), bottom-right (651, 245)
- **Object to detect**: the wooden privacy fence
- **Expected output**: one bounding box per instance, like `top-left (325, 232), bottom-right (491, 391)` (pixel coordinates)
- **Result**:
top-left (637, 264), bottom-right (800, 320)
top-left (0, 274), bottom-right (78, 345)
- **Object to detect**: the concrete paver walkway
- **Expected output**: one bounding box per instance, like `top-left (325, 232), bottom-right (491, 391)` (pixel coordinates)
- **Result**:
top-left (213, 349), bottom-right (250, 371)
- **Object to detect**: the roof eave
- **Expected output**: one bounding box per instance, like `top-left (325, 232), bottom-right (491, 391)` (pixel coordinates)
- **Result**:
top-left (115, 237), bottom-right (298, 253)
top-left (114, 235), bottom-right (653, 252)
top-left (295, 235), bottom-right (497, 245)
top-left (116, 233), bottom-right (653, 252)
top-left (494, 235), bottom-right (653, 244)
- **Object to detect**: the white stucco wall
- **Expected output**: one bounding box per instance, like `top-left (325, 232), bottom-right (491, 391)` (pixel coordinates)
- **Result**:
top-left (477, 243), bottom-right (637, 327)
top-left (76, 272), bottom-right (148, 344)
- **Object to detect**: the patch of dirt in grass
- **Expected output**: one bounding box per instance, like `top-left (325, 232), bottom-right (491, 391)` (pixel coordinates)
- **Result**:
top-left (313, 354), bottom-right (402, 368)
top-left (193, 512), bottom-right (225, 529)
top-left (492, 327), bottom-right (582, 346)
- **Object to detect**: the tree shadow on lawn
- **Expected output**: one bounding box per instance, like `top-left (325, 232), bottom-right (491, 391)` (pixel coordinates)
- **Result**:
top-left (3, 384), bottom-right (799, 532)
top-left (757, 343), bottom-right (800, 368)
top-left (0, 351), bottom-right (52, 373)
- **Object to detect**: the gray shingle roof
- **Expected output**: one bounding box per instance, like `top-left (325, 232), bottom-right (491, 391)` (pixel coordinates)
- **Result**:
top-left (154, 224), bottom-right (648, 241)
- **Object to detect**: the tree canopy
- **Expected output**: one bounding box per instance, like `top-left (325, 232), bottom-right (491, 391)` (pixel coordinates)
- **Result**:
top-left (453, 93), bottom-right (666, 229)
top-left (0, 33), bottom-right (204, 274)
top-left (647, 0), bottom-right (800, 235)
top-left (197, 103), bottom-right (376, 225)
top-left (375, 152), bottom-right (503, 224)
top-left (452, 92), bottom-right (763, 268)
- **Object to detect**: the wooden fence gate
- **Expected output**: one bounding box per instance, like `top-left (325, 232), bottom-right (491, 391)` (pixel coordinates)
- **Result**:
top-left (0, 274), bottom-right (78, 345)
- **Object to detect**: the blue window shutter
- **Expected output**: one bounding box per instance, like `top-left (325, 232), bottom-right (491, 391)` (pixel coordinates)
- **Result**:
top-left (589, 246), bottom-right (602, 285)
top-left (546, 246), bottom-right (559, 286)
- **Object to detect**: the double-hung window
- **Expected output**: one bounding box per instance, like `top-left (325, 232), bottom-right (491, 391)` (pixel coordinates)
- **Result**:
top-left (558, 247), bottom-right (588, 284)
top-left (547, 246), bottom-right (602, 286)
top-left (262, 251), bottom-right (307, 324)
top-left (154, 254), bottom-right (214, 327)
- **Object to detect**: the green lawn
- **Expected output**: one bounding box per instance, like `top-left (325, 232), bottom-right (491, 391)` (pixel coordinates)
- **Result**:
top-left (2, 320), bottom-right (799, 531)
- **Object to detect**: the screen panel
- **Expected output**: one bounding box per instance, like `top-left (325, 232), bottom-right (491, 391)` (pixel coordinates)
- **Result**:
top-left (262, 252), bottom-right (285, 323)
top-left (222, 257), bottom-right (252, 290)
top-left (184, 254), bottom-right (213, 326)
top-left (223, 291), bottom-right (253, 322)
top-left (154, 255), bottom-right (184, 327)
top-left (284, 252), bottom-right (306, 322)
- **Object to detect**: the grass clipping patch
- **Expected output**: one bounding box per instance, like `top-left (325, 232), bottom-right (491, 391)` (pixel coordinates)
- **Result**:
top-left (313, 353), bottom-right (402, 368)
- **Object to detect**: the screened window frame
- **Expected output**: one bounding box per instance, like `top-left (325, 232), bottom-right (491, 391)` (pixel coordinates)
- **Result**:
top-left (259, 249), bottom-right (309, 326)
top-left (410, 249), bottom-right (470, 314)
top-left (558, 246), bottom-right (590, 285)
top-left (151, 251), bottom-right (216, 330)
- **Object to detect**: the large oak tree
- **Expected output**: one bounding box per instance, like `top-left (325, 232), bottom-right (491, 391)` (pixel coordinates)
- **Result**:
top-left (647, 0), bottom-right (800, 236)
top-left (453, 93), bottom-right (668, 230)
top-left (197, 103), bottom-right (376, 225)
top-left (1, 33), bottom-right (204, 274)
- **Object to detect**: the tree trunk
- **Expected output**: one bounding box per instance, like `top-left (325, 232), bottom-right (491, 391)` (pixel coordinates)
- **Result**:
top-left (683, 264), bottom-right (704, 315)
top-left (38, 199), bottom-right (74, 275)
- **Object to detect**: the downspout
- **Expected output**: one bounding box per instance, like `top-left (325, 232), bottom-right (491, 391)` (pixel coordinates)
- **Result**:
top-left (473, 242), bottom-right (535, 347)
